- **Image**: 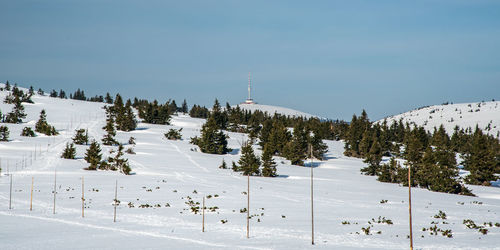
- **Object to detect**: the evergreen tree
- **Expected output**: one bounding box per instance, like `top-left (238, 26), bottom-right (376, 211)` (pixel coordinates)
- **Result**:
top-left (49, 89), bottom-right (57, 97)
top-left (210, 99), bottom-right (227, 129)
top-left (85, 140), bottom-right (102, 170)
top-left (5, 81), bottom-right (10, 91)
top-left (219, 159), bottom-right (228, 169)
top-left (113, 94), bottom-right (126, 130)
top-left (58, 89), bottom-right (66, 99)
top-left (463, 127), bottom-right (497, 185)
top-left (35, 109), bottom-right (58, 135)
top-left (102, 107), bottom-right (118, 145)
top-left (238, 142), bottom-right (261, 176)
top-left (194, 116), bottom-right (229, 154)
top-left (267, 120), bottom-right (291, 156)
top-left (361, 137), bottom-right (383, 176)
top-left (5, 96), bottom-right (26, 123)
top-left (261, 145), bottom-right (277, 177)
top-left (284, 121), bottom-right (308, 166)
top-left (181, 99), bottom-right (188, 113)
top-left (122, 99), bottom-right (137, 131)
top-left (310, 132), bottom-right (328, 160)
top-left (0, 126), bottom-right (9, 141)
top-left (258, 119), bottom-right (273, 148)
top-left (378, 157), bottom-right (401, 183)
top-left (61, 143), bottom-right (76, 159)
top-left (105, 92), bottom-right (113, 104)
top-left (21, 127), bottom-right (36, 137)
top-left (72, 129), bottom-right (89, 145)
top-left (107, 144), bottom-right (131, 175)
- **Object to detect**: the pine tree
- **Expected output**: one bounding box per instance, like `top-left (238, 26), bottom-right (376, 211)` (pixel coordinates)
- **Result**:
top-left (261, 145), bottom-right (277, 177)
top-left (102, 107), bottom-right (118, 146)
top-left (5, 96), bottom-right (26, 123)
top-left (113, 94), bottom-right (126, 130)
top-left (35, 109), bottom-right (58, 135)
top-left (361, 137), bottom-right (382, 175)
top-left (72, 129), bottom-right (89, 145)
top-left (310, 132), bottom-right (328, 160)
top-left (284, 121), bottom-right (308, 166)
top-left (267, 120), bottom-right (291, 156)
top-left (107, 144), bottom-right (131, 174)
top-left (181, 99), bottom-right (188, 113)
top-left (195, 116), bottom-right (229, 154)
top-left (210, 99), bottom-right (227, 129)
top-left (0, 126), bottom-right (9, 141)
top-left (122, 99), bottom-right (137, 131)
top-left (463, 127), bottom-right (497, 186)
top-left (105, 92), bottom-right (113, 104)
top-left (378, 157), bottom-right (401, 183)
top-left (238, 142), bottom-right (261, 176)
top-left (61, 143), bottom-right (76, 159)
top-left (219, 159), bottom-right (228, 169)
top-left (21, 127), bottom-right (36, 137)
top-left (85, 140), bottom-right (102, 170)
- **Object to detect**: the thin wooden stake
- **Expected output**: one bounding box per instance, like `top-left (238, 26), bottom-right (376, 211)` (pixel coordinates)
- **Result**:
top-left (310, 144), bottom-right (315, 245)
top-left (9, 174), bottom-right (12, 209)
top-left (82, 176), bottom-right (85, 218)
top-left (408, 165), bottom-right (413, 250)
top-left (202, 196), bottom-right (205, 232)
top-left (113, 180), bottom-right (117, 222)
top-left (30, 177), bottom-right (34, 211)
top-left (53, 167), bottom-right (57, 214)
top-left (247, 174), bottom-right (250, 238)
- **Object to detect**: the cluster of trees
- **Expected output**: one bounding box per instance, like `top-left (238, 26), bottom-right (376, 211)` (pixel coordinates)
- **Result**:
top-left (81, 140), bottom-right (132, 174)
top-left (133, 99), bottom-right (174, 125)
top-left (192, 99), bottom-right (331, 178)
top-left (35, 109), bottom-right (58, 136)
top-left (344, 110), bottom-right (500, 195)
top-left (189, 105), bottom-right (209, 118)
top-left (110, 94), bottom-right (136, 131)
top-left (228, 142), bottom-right (278, 177)
top-left (61, 127), bottom-right (132, 175)
top-left (2, 84), bottom-right (28, 124)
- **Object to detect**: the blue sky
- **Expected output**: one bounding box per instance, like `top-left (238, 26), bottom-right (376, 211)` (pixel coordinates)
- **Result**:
top-left (1, 0), bottom-right (499, 120)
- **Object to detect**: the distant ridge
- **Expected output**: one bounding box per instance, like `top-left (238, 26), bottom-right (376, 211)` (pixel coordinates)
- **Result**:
top-left (235, 103), bottom-right (317, 119)
top-left (379, 101), bottom-right (500, 136)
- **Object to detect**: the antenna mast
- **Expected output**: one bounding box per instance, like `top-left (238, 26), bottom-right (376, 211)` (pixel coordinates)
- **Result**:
top-left (248, 72), bottom-right (251, 101)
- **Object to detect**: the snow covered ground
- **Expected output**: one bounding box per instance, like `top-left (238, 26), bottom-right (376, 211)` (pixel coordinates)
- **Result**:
top-left (235, 103), bottom-right (317, 119)
top-left (379, 101), bottom-right (500, 136)
top-left (1, 87), bottom-right (500, 249)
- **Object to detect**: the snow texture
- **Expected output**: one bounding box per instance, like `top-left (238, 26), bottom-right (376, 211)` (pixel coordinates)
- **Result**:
top-left (379, 101), bottom-right (500, 136)
top-left (1, 84), bottom-right (499, 249)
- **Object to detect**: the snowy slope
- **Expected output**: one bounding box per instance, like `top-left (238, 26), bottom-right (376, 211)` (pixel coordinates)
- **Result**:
top-left (379, 101), bottom-right (500, 136)
top-left (235, 103), bottom-right (317, 119)
top-left (1, 87), bottom-right (500, 249)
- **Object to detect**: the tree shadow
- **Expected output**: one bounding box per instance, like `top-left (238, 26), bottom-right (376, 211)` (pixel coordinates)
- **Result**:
top-left (229, 148), bottom-right (240, 155)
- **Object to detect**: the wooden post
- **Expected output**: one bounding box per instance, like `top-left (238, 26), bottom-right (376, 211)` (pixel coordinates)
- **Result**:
top-left (247, 174), bottom-right (250, 238)
top-left (113, 180), bottom-right (117, 222)
top-left (310, 144), bottom-right (315, 245)
top-left (408, 165), bottom-right (413, 250)
top-left (82, 176), bottom-right (85, 218)
top-left (9, 174), bottom-right (12, 209)
top-left (30, 177), bottom-right (34, 211)
top-left (53, 168), bottom-right (57, 214)
top-left (202, 196), bottom-right (205, 232)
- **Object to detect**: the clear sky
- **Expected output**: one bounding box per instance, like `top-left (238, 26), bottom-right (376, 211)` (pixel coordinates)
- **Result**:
top-left (1, 0), bottom-right (499, 121)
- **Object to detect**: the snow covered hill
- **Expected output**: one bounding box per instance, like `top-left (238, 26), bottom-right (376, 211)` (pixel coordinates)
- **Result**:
top-left (235, 103), bottom-right (317, 119)
top-left (1, 86), bottom-right (500, 249)
top-left (379, 101), bottom-right (500, 136)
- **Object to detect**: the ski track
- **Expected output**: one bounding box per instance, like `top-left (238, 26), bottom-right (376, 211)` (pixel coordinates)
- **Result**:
top-left (0, 210), bottom-right (270, 249)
